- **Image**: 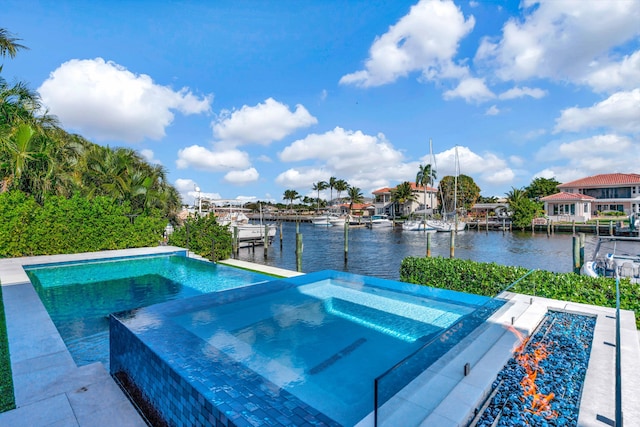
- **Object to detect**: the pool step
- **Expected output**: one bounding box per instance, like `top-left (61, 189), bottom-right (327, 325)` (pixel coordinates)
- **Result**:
top-left (368, 294), bottom-right (539, 427)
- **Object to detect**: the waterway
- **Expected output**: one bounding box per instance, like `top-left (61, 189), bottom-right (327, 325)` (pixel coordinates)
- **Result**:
top-left (236, 222), bottom-right (600, 280)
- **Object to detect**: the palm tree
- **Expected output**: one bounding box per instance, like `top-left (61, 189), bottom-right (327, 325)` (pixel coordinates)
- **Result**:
top-left (346, 186), bottom-right (363, 215)
top-left (283, 189), bottom-right (300, 211)
top-left (312, 180), bottom-right (328, 213)
top-left (416, 163), bottom-right (436, 188)
top-left (0, 28), bottom-right (28, 61)
top-left (391, 181), bottom-right (417, 217)
top-left (328, 176), bottom-right (337, 207)
top-left (334, 179), bottom-right (348, 204)
top-left (505, 187), bottom-right (527, 204)
top-left (416, 163), bottom-right (436, 220)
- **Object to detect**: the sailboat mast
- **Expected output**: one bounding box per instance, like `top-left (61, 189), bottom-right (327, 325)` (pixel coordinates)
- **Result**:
top-left (454, 146), bottom-right (459, 229)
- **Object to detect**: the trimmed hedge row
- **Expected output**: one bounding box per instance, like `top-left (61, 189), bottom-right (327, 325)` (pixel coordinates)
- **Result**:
top-left (400, 256), bottom-right (640, 328)
top-left (0, 191), bottom-right (166, 257)
top-left (0, 284), bottom-right (15, 412)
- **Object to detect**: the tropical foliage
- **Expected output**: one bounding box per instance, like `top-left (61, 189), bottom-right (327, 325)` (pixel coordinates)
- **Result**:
top-left (283, 189), bottom-right (300, 210)
top-left (0, 27), bottom-right (181, 222)
top-left (167, 214), bottom-right (232, 262)
top-left (334, 179), bottom-right (348, 203)
top-left (506, 186), bottom-right (545, 228)
top-left (416, 163), bottom-right (436, 188)
top-left (400, 256), bottom-right (640, 328)
top-left (525, 177), bottom-right (561, 199)
top-left (311, 180), bottom-right (328, 212)
top-left (346, 186), bottom-right (363, 214)
top-left (391, 181), bottom-right (417, 216)
top-left (437, 174), bottom-right (480, 214)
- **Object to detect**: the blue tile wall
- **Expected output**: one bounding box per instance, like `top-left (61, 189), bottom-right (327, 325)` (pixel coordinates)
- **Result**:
top-left (110, 313), bottom-right (341, 427)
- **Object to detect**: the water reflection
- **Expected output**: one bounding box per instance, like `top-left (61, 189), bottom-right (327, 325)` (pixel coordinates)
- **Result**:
top-left (237, 222), bottom-right (596, 279)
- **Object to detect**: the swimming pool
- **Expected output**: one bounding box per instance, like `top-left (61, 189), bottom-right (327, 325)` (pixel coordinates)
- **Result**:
top-left (110, 270), bottom-right (502, 426)
top-left (25, 253), bottom-right (272, 367)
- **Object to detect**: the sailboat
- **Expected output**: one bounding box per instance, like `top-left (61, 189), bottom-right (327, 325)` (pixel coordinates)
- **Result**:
top-left (425, 146), bottom-right (466, 232)
top-left (403, 138), bottom-right (436, 232)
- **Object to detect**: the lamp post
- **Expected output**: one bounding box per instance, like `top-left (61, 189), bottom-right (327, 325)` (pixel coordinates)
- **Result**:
top-left (195, 186), bottom-right (202, 214)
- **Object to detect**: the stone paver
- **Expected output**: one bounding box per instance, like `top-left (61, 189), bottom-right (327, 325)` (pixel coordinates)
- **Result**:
top-left (1, 247), bottom-right (638, 427)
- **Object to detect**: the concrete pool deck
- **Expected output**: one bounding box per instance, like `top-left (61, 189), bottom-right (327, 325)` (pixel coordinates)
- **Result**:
top-left (0, 247), bottom-right (638, 426)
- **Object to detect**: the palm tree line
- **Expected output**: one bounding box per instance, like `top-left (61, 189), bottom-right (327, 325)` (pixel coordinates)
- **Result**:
top-left (0, 28), bottom-right (181, 222)
top-left (283, 176), bottom-right (362, 213)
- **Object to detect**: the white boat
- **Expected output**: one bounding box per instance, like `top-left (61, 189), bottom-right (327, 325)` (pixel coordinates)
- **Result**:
top-left (329, 215), bottom-right (351, 227)
top-left (582, 236), bottom-right (640, 283)
top-left (402, 219), bottom-right (436, 232)
top-left (424, 219), bottom-right (466, 232)
top-left (367, 214), bottom-right (394, 228)
top-left (217, 210), bottom-right (277, 245)
top-left (311, 214), bottom-right (338, 226)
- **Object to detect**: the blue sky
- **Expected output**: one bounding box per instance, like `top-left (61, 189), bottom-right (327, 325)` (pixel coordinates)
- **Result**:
top-left (3, 0), bottom-right (639, 206)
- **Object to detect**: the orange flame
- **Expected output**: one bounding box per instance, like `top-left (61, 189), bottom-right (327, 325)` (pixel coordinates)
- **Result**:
top-left (507, 326), bottom-right (558, 421)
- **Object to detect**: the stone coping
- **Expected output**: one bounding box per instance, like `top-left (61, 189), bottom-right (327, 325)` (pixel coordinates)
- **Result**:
top-left (0, 247), bottom-right (638, 426)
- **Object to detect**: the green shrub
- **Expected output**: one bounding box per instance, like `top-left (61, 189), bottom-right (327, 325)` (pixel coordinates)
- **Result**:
top-left (0, 191), bottom-right (166, 257)
top-left (400, 256), bottom-right (640, 328)
top-left (0, 284), bottom-right (15, 413)
top-left (168, 214), bottom-right (232, 261)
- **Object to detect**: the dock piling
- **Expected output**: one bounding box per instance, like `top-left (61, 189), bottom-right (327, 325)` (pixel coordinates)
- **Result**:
top-left (295, 221), bottom-right (302, 272)
top-left (573, 236), bottom-right (581, 274)
top-left (426, 232), bottom-right (432, 258)
top-left (344, 218), bottom-right (349, 264)
top-left (449, 231), bottom-right (455, 258)
top-left (264, 225), bottom-right (269, 258)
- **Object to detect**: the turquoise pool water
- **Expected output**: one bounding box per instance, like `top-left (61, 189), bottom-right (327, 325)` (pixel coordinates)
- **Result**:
top-left (26, 254), bottom-right (271, 367)
top-left (112, 270), bottom-right (501, 426)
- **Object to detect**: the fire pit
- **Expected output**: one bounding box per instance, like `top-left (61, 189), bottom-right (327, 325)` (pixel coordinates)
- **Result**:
top-left (470, 310), bottom-right (596, 426)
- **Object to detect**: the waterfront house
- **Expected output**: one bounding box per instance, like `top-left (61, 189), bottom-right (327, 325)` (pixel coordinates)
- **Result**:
top-left (540, 173), bottom-right (640, 222)
top-left (372, 183), bottom-right (438, 217)
top-left (540, 192), bottom-right (596, 222)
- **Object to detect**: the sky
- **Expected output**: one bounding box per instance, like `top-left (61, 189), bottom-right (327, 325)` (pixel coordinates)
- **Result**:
top-left (3, 0), bottom-right (640, 206)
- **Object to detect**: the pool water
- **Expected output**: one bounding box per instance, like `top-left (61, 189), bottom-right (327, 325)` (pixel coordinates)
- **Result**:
top-left (26, 254), bottom-right (271, 367)
top-left (112, 270), bottom-right (499, 426)
top-left (171, 279), bottom-right (478, 425)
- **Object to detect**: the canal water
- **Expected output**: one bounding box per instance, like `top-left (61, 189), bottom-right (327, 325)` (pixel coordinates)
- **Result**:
top-left (236, 222), bottom-right (600, 280)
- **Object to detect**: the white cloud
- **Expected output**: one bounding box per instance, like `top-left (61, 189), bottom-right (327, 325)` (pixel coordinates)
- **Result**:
top-left (140, 149), bottom-right (161, 164)
top-left (224, 168), bottom-right (259, 185)
top-left (176, 145), bottom-right (251, 171)
top-left (174, 178), bottom-right (222, 205)
top-left (535, 134), bottom-right (639, 182)
top-left (279, 127), bottom-right (407, 172)
top-left (339, 0), bottom-right (474, 87)
top-left (554, 89), bottom-right (640, 133)
top-left (38, 58), bottom-right (211, 142)
top-left (509, 155), bottom-right (525, 167)
top-left (498, 86), bottom-right (547, 100)
top-left (443, 77), bottom-right (495, 103)
top-left (475, 1), bottom-right (640, 85)
top-left (212, 98), bottom-right (317, 146)
top-left (583, 50), bottom-right (640, 93)
top-left (433, 146), bottom-right (514, 186)
top-left (485, 105), bottom-right (500, 116)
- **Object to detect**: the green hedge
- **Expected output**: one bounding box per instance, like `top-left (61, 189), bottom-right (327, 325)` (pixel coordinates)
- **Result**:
top-left (400, 256), bottom-right (640, 328)
top-left (0, 284), bottom-right (15, 412)
top-left (168, 214), bottom-right (232, 261)
top-left (0, 191), bottom-right (166, 257)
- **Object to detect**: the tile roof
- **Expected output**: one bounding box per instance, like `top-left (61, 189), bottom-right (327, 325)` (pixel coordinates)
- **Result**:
top-left (558, 173), bottom-right (640, 188)
top-left (540, 191), bottom-right (596, 202)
